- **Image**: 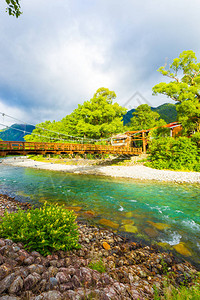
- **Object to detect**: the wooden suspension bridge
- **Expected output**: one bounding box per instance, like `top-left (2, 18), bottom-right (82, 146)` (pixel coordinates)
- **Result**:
top-left (0, 141), bottom-right (143, 157)
top-left (0, 123), bottom-right (182, 157)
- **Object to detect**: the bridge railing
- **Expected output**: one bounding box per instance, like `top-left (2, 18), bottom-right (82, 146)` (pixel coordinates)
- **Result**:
top-left (0, 141), bottom-right (142, 155)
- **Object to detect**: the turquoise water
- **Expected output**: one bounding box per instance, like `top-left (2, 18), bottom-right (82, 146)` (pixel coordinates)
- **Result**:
top-left (0, 164), bottom-right (199, 266)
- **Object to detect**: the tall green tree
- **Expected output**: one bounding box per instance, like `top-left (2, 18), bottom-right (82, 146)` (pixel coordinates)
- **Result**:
top-left (24, 121), bottom-right (56, 143)
top-left (152, 50), bottom-right (200, 134)
top-left (4, 0), bottom-right (22, 17)
top-left (128, 104), bottom-right (166, 131)
top-left (62, 87), bottom-right (127, 139)
top-left (25, 87), bottom-right (127, 142)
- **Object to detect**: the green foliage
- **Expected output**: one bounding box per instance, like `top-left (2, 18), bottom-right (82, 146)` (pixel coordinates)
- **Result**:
top-left (128, 104), bottom-right (166, 131)
top-left (24, 121), bottom-right (60, 143)
top-left (153, 50), bottom-right (200, 134)
top-left (147, 137), bottom-right (200, 172)
top-left (151, 127), bottom-right (171, 138)
top-left (88, 259), bottom-right (106, 273)
top-left (191, 132), bottom-right (200, 148)
top-left (63, 87), bottom-right (126, 139)
top-left (123, 103), bottom-right (177, 125)
top-left (0, 203), bottom-right (80, 256)
top-left (154, 277), bottom-right (200, 299)
top-left (176, 99), bottom-right (200, 134)
top-left (5, 0), bottom-right (22, 17)
top-left (25, 87), bottom-right (127, 142)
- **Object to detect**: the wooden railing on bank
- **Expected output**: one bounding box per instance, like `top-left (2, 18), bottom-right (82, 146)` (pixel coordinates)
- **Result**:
top-left (0, 141), bottom-right (143, 156)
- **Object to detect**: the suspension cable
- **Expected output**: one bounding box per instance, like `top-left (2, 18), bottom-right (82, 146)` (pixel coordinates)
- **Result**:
top-left (0, 111), bottom-right (111, 143)
top-left (0, 123), bottom-right (73, 143)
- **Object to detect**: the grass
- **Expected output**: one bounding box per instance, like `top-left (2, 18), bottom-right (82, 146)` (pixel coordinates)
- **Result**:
top-left (88, 259), bottom-right (106, 273)
top-left (154, 273), bottom-right (200, 300)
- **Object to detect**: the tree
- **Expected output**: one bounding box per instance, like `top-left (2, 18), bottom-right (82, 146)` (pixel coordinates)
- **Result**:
top-left (152, 50), bottom-right (200, 134)
top-left (5, 0), bottom-right (22, 17)
top-left (24, 121), bottom-right (56, 143)
top-left (25, 87), bottom-right (127, 142)
top-left (128, 104), bottom-right (166, 131)
top-left (62, 87), bottom-right (127, 139)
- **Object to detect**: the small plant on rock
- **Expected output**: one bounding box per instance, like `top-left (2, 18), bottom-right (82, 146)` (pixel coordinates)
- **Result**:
top-left (88, 259), bottom-right (106, 273)
top-left (0, 202), bottom-right (80, 256)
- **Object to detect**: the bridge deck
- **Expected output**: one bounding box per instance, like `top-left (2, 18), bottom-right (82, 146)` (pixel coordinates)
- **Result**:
top-left (0, 141), bottom-right (142, 156)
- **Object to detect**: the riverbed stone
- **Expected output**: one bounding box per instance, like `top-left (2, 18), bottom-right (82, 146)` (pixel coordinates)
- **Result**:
top-left (9, 276), bottom-right (23, 294)
top-left (99, 218), bottom-right (119, 229)
top-left (0, 297), bottom-right (20, 300)
top-left (35, 291), bottom-right (62, 300)
top-left (0, 273), bottom-right (15, 294)
top-left (173, 242), bottom-right (192, 256)
top-left (102, 242), bottom-right (111, 250)
top-left (0, 239), bottom-right (6, 247)
top-left (144, 227), bottom-right (159, 238)
top-left (24, 272), bottom-right (41, 290)
top-left (147, 221), bottom-right (170, 230)
top-left (121, 219), bottom-right (135, 225)
top-left (84, 210), bottom-right (96, 216)
top-left (66, 206), bottom-right (82, 212)
top-left (55, 272), bottom-right (71, 283)
top-left (120, 224), bottom-right (138, 233)
top-left (24, 256), bottom-right (35, 265)
top-left (72, 274), bottom-right (81, 287)
top-left (49, 277), bottom-right (58, 288)
top-left (124, 212), bottom-right (134, 218)
top-left (0, 265), bottom-right (11, 280)
top-left (28, 264), bottom-right (45, 274)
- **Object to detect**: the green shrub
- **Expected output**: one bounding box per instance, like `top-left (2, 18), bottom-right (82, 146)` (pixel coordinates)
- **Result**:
top-left (0, 203), bottom-right (80, 256)
top-left (191, 132), bottom-right (200, 148)
top-left (147, 137), bottom-right (200, 172)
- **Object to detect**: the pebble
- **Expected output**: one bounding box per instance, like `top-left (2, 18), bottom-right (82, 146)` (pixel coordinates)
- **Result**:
top-left (0, 195), bottom-right (199, 299)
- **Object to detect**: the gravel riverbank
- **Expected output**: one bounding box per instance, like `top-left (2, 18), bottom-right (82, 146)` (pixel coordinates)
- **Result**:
top-left (0, 195), bottom-right (199, 299)
top-left (2, 157), bottom-right (200, 184)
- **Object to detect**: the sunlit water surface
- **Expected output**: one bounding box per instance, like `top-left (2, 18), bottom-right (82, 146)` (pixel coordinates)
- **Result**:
top-left (0, 164), bottom-right (199, 266)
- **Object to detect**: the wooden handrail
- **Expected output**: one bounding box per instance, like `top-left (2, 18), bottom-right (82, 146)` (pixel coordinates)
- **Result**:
top-left (0, 141), bottom-right (143, 156)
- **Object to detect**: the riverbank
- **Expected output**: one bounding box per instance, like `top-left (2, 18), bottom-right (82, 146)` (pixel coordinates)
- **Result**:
top-left (2, 156), bottom-right (200, 184)
top-left (0, 194), bottom-right (199, 299)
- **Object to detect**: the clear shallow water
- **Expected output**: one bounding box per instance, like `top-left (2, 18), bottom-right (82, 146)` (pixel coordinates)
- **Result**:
top-left (0, 164), bottom-right (200, 266)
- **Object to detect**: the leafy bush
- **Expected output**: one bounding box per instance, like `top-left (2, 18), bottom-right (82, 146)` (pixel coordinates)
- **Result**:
top-left (151, 127), bottom-right (171, 138)
top-left (0, 203), bottom-right (80, 256)
top-left (147, 137), bottom-right (200, 172)
top-left (191, 132), bottom-right (200, 148)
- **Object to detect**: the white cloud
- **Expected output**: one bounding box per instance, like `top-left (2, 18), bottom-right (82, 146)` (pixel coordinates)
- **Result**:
top-left (0, 0), bottom-right (200, 125)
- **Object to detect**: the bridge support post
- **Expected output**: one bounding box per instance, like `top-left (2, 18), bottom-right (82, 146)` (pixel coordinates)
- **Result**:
top-left (142, 132), bottom-right (146, 154)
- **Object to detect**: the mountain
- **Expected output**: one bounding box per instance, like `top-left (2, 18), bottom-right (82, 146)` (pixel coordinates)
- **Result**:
top-left (0, 124), bottom-right (35, 141)
top-left (151, 103), bottom-right (177, 124)
top-left (123, 103), bottom-right (177, 125)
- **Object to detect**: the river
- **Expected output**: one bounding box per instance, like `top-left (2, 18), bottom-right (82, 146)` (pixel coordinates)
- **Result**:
top-left (0, 163), bottom-right (199, 267)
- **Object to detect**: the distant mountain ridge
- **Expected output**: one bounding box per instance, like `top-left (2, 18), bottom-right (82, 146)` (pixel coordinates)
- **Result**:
top-left (123, 103), bottom-right (177, 125)
top-left (0, 124), bottom-right (35, 141)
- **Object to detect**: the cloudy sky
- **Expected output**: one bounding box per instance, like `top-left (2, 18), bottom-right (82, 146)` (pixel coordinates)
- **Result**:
top-left (0, 0), bottom-right (200, 128)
